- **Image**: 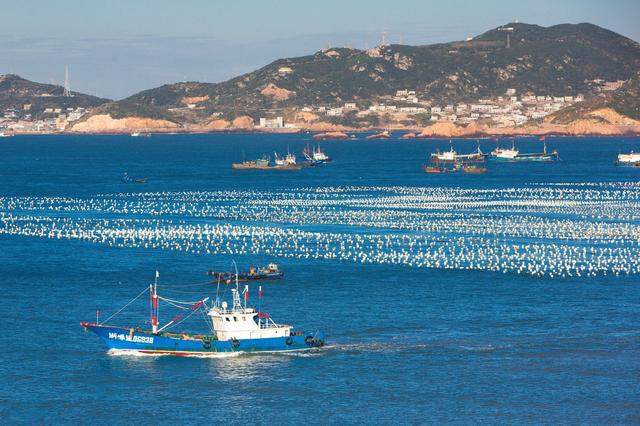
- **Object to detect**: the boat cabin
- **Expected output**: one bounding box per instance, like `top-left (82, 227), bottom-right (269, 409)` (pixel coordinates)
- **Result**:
top-left (207, 288), bottom-right (291, 341)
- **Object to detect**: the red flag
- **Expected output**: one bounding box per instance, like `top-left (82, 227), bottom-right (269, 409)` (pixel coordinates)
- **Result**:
top-left (539, 136), bottom-right (545, 141)
top-left (258, 312), bottom-right (270, 319)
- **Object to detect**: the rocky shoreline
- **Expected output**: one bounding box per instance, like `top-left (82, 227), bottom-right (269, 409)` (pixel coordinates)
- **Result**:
top-left (6, 108), bottom-right (640, 138)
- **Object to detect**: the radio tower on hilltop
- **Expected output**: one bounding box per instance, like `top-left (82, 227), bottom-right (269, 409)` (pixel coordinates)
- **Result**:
top-left (63, 65), bottom-right (72, 97)
top-left (380, 30), bottom-right (389, 46)
top-left (499, 26), bottom-right (514, 48)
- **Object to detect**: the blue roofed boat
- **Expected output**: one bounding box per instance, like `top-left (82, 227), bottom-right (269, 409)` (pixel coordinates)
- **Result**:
top-left (81, 271), bottom-right (325, 356)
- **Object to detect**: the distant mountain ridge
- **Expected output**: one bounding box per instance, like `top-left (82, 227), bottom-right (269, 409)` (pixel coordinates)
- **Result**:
top-left (101, 22), bottom-right (639, 124)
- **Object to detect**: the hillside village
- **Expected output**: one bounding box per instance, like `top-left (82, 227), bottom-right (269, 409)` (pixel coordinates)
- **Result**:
top-left (0, 77), bottom-right (628, 134)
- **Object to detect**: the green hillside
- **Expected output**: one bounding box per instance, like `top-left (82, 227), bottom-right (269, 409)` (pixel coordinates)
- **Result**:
top-left (0, 74), bottom-right (110, 118)
top-left (106, 22), bottom-right (640, 123)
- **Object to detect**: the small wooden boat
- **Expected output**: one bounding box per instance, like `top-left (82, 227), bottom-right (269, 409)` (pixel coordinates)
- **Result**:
top-left (208, 263), bottom-right (284, 283)
top-left (121, 173), bottom-right (147, 183)
top-left (462, 164), bottom-right (488, 174)
top-left (424, 164), bottom-right (457, 173)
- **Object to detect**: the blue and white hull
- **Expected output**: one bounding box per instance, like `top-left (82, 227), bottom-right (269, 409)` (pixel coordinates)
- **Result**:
top-left (81, 323), bottom-right (325, 356)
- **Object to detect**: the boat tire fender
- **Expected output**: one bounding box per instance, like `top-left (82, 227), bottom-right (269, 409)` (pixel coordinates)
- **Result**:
top-left (231, 338), bottom-right (240, 348)
top-left (285, 337), bottom-right (293, 346)
top-left (304, 335), bottom-right (314, 345)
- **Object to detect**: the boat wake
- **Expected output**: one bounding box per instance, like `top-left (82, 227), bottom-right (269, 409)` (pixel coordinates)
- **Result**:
top-left (107, 349), bottom-right (242, 358)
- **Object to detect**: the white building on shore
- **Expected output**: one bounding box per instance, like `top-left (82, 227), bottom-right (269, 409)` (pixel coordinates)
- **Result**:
top-left (258, 117), bottom-right (284, 128)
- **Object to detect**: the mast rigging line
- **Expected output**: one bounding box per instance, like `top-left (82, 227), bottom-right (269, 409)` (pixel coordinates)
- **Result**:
top-left (161, 305), bottom-right (203, 332)
top-left (99, 286), bottom-right (149, 325)
top-left (159, 298), bottom-right (193, 311)
top-left (158, 295), bottom-right (205, 305)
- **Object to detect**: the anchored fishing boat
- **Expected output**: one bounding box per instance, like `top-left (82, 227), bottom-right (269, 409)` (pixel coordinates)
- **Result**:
top-left (232, 156), bottom-right (270, 170)
top-left (303, 145), bottom-right (332, 165)
top-left (430, 142), bottom-right (486, 164)
top-left (427, 141), bottom-right (487, 173)
top-left (462, 164), bottom-right (488, 174)
top-left (81, 271), bottom-right (324, 355)
top-left (430, 144), bottom-right (458, 163)
top-left (491, 138), bottom-right (558, 162)
top-left (208, 263), bottom-right (284, 283)
top-left (615, 152), bottom-right (640, 166)
top-left (233, 154), bottom-right (301, 170)
top-left (273, 152), bottom-right (302, 170)
top-left (423, 163), bottom-right (460, 173)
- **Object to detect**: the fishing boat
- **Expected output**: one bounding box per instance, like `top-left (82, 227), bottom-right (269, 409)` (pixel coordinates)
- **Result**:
top-left (232, 156), bottom-right (271, 170)
top-left (491, 140), bottom-right (519, 160)
top-left (423, 163), bottom-right (459, 173)
top-left (80, 271), bottom-right (324, 355)
top-left (121, 172), bottom-right (147, 183)
top-left (491, 139), bottom-right (558, 162)
top-left (273, 152), bottom-right (302, 169)
top-left (233, 154), bottom-right (301, 170)
top-left (0, 132), bottom-right (14, 137)
top-left (208, 263), bottom-right (284, 283)
top-left (303, 145), bottom-right (332, 165)
top-left (274, 152), bottom-right (286, 166)
top-left (462, 164), bottom-right (488, 174)
top-left (615, 152), bottom-right (640, 166)
top-left (131, 132), bottom-right (151, 137)
top-left (430, 144), bottom-right (458, 163)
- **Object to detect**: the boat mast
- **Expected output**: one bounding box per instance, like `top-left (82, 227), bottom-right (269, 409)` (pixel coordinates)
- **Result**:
top-left (150, 270), bottom-right (159, 334)
top-left (258, 285), bottom-right (263, 328)
top-left (243, 284), bottom-right (249, 311)
top-left (231, 260), bottom-right (242, 312)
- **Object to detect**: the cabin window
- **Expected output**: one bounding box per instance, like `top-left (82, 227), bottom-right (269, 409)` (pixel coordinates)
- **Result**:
top-left (225, 317), bottom-right (230, 322)
top-left (233, 317), bottom-right (237, 322)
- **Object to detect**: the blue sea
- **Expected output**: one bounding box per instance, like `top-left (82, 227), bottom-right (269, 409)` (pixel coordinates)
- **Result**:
top-left (1, 133), bottom-right (639, 424)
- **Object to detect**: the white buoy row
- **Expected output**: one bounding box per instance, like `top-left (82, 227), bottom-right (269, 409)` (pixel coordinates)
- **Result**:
top-left (0, 182), bottom-right (639, 278)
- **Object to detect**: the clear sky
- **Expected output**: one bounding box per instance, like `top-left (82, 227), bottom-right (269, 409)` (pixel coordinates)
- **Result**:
top-left (1, 0), bottom-right (638, 99)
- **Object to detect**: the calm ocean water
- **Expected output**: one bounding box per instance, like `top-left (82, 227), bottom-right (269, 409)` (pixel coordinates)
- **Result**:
top-left (0, 133), bottom-right (639, 423)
